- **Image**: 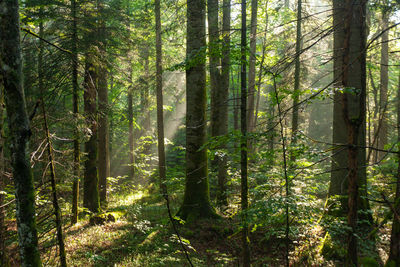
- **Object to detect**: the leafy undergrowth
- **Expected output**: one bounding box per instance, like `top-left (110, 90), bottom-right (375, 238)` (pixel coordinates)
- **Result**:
top-left (4, 183), bottom-right (391, 266)
top-left (39, 185), bottom-right (294, 266)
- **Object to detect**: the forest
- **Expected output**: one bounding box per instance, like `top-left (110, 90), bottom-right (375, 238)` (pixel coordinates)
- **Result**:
top-left (1, 0), bottom-right (400, 266)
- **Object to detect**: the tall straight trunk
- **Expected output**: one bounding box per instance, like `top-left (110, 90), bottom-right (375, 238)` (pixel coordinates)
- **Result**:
top-left (208, 0), bottom-right (221, 139)
top-left (254, 0), bottom-right (269, 128)
top-left (155, 0), bottom-right (166, 191)
top-left (83, 55), bottom-right (100, 213)
top-left (0, 1), bottom-right (42, 265)
top-left (246, 0), bottom-right (258, 134)
top-left (331, 0), bottom-right (368, 264)
top-left (0, 74), bottom-right (7, 267)
top-left (128, 85), bottom-right (135, 180)
top-left (97, 2), bottom-right (110, 206)
top-left (241, 0), bottom-right (250, 265)
top-left (178, 0), bottom-right (216, 220)
top-left (388, 66), bottom-right (400, 266)
top-left (215, 0), bottom-right (231, 206)
top-left (233, 67), bottom-right (240, 131)
top-left (290, 0), bottom-right (302, 153)
top-left (38, 19), bottom-right (67, 267)
top-left (377, 11), bottom-right (389, 161)
top-left (330, 0), bottom-right (370, 219)
top-left (71, 0), bottom-right (80, 225)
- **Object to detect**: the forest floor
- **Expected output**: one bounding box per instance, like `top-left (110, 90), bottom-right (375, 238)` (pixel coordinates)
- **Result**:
top-left (5, 183), bottom-right (391, 266)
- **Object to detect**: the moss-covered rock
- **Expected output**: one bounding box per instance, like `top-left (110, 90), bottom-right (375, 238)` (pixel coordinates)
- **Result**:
top-left (89, 213), bottom-right (116, 225)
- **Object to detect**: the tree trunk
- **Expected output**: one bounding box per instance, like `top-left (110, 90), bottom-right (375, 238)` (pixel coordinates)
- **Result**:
top-left (0, 72), bottom-right (8, 267)
top-left (38, 19), bottom-right (67, 267)
top-left (208, 0), bottom-right (221, 140)
top-left (332, 0), bottom-right (368, 264)
top-left (330, 0), bottom-right (370, 218)
top-left (290, 0), bottom-right (302, 159)
top-left (83, 55), bottom-right (100, 213)
top-left (155, 0), bottom-right (166, 193)
top-left (97, 2), bottom-right (110, 206)
top-left (0, 1), bottom-right (42, 265)
top-left (178, 0), bottom-right (216, 221)
top-left (216, 0), bottom-right (230, 206)
top-left (388, 66), bottom-right (400, 266)
top-left (377, 11), bottom-right (389, 161)
top-left (128, 85), bottom-right (135, 180)
top-left (241, 0), bottom-right (250, 265)
top-left (71, 0), bottom-right (80, 225)
top-left (247, 0), bottom-right (258, 134)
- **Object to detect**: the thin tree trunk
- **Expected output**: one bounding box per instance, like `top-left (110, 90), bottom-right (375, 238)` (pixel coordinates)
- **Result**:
top-left (241, 0), bottom-right (250, 265)
top-left (377, 11), bottom-right (389, 161)
top-left (0, 1), bottom-right (42, 265)
top-left (208, 0), bottom-right (221, 140)
top-left (388, 67), bottom-right (400, 266)
top-left (83, 55), bottom-right (100, 213)
top-left (97, 1), bottom-right (110, 206)
top-left (155, 0), bottom-right (166, 192)
top-left (38, 19), bottom-right (67, 267)
top-left (71, 0), bottom-right (80, 225)
top-left (247, 0), bottom-right (258, 134)
top-left (254, 0), bottom-right (269, 128)
top-left (290, 0), bottom-right (302, 159)
top-left (128, 86), bottom-right (135, 180)
top-left (0, 73), bottom-right (8, 267)
top-left (233, 67), bottom-right (240, 131)
top-left (215, 0), bottom-right (231, 206)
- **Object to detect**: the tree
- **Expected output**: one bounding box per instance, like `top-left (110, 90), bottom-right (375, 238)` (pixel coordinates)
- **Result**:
top-left (331, 0), bottom-right (368, 264)
top-left (71, 0), bottom-right (80, 225)
top-left (241, 0), bottom-right (250, 265)
top-left (83, 54), bottom-right (100, 213)
top-left (377, 7), bottom-right (389, 161)
top-left (208, 0), bottom-right (230, 206)
top-left (98, 0), bottom-right (110, 206)
top-left (388, 68), bottom-right (400, 266)
top-left (246, 0), bottom-right (258, 134)
top-left (290, 0), bottom-right (302, 154)
top-left (330, 0), bottom-right (370, 218)
top-left (178, 0), bottom-right (216, 221)
top-left (0, 0), bottom-right (42, 265)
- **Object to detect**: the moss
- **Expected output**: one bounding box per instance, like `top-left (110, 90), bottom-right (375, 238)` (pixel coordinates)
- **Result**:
top-left (319, 232), bottom-right (346, 260)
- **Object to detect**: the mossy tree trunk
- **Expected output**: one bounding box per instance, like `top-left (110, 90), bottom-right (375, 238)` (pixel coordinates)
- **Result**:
top-left (178, 0), bottom-right (216, 221)
top-left (83, 55), bottom-right (100, 213)
top-left (0, 1), bottom-right (42, 265)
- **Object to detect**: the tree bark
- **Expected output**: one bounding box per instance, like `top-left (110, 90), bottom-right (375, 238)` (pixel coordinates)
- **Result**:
top-left (71, 0), bottom-right (80, 225)
top-left (97, 1), bottom-right (110, 206)
top-left (83, 55), bottom-right (100, 213)
top-left (0, 1), bottom-right (42, 265)
top-left (247, 0), bottom-right (258, 134)
top-left (331, 0), bottom-right (368, 265)
top-left (377, 11), bottom-right (389, 161)
top-left (388, 66), bottom-right (400, 266)
top-left (155, 0), bottom-right (166, 194)
top-left (178, 0), bottom-right (216, 221)
top-left (38, 19), bottom-right (67, 267)
top-left (290, 0), bottom-right (302, 158)
top-left (241, 0), bottom-right (250, 265)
